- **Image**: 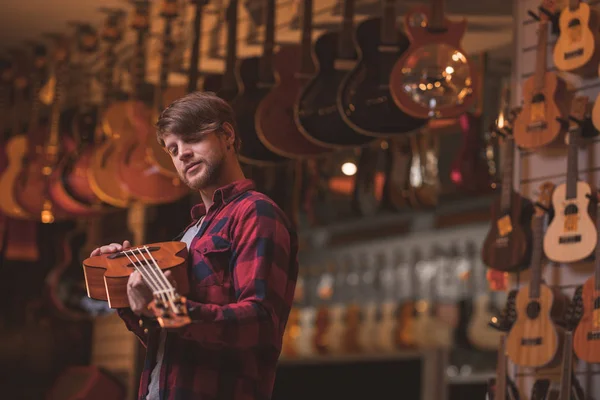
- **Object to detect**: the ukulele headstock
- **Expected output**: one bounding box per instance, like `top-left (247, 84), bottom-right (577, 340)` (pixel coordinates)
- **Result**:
top-left (148, 293), bottom-right (191, 328)
top-left (534, 181), bottom-right (555, 216)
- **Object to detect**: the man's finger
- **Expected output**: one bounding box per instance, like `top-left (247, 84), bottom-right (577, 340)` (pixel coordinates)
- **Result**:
top-left (123, 240), bottom-right (131, 249)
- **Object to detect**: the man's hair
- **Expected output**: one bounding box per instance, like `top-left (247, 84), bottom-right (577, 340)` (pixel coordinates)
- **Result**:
top-left (155, 91), bottom-right (241, 152)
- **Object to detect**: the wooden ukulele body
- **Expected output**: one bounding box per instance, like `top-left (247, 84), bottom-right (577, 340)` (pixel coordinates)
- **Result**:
top-left (543, 181), bottom-right (597, 263)
top-left (83, 241), bottom-right (189, 308)
top-left (0, 135), bottom-right (32, 219)
top-left (467, 294), bottom-right (503, 351)
top-left (295, 31), bottom-right (373, 148)
top-left (255, 45), bottom-right (330, 159)
top-left (554, 2), bottom-right (600, 76)
top-left (389, 7), bottom-right (477, 119)
top-left (482, 191), bottom-right (534, 271)
top-left (396, 301), bottom-right (416, 348)
top-left (338, 18), bottom-right (427, 137)
top-left (506, 284), bottom-right (564, 367)
top-left (573, 275), bottom-right (600, 363)
top-left (229, 57), bottom-right (286, 166)
top-left (513, 73), bottom-right (567, 150)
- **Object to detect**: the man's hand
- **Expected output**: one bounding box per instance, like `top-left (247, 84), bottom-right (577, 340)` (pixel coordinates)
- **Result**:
top-left (90, 240), bottom-right (132, 257)
top-left (127, 270), bottom-right (155, 318)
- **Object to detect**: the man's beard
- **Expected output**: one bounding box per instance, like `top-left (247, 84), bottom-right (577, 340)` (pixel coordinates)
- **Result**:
top-left (181, 154), bottom-right (225, 190)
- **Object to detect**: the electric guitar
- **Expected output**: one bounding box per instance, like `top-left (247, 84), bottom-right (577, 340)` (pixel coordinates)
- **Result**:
top-left (389, 0), bottom-right (478, 119)
top-left (543, 96), bottom-right (596, 263)
top-left (506, 182), bottom-right (567, 368)
top-left (553, 0), bottom-right (600, 76)
top-left (481, 126), bottom-right (534, 272)
top-left (513, 0), bottom-right (567, 150)
top-left (294, 0), bottom-right (373, 148)
top-left (573, 190), bottom-right (600, 363)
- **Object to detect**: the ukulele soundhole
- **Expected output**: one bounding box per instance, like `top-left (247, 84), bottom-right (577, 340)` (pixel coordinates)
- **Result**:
top-left (526, 301), bottom-right (541, 319)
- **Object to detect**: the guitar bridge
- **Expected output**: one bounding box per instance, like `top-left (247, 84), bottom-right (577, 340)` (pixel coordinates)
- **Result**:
top-left (558, 234), bottom-right (582, 244)
top-left (526, 121), bottom-right (548, 132)
top-left (564, 48), bottom-right (584, 60)
top-left (587, 331), bottom-right (600, 341)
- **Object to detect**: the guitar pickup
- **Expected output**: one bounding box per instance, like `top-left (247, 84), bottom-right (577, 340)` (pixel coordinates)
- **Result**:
top-left (559, 235), bottom-right (582, 244)
top-left (526, 121), bottom-right (548, 131)
top-left (521, 337), bottom-right (542, 346)
top-left (564, 48), bottom-right (584, 60)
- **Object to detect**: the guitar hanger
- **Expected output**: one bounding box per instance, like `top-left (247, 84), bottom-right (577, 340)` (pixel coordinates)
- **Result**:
top-left (527, 5), bottom-right (560, 35)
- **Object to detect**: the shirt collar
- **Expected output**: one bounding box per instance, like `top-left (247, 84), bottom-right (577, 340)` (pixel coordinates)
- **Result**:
top-left (189, 178), bottom-right (255, 220)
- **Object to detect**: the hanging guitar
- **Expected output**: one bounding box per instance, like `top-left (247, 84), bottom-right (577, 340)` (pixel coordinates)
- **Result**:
top-left (543, 96), bottom-right (597, 263)
top-left (553, 0), bottom-right (600, 77)
top-left (337, 0), bottom-right (427, 137)
top-left (506, 182), bottom-right (568, 368)
top-left (389, 0), bottom-right (478, 119)
top-left (255, 0), bottom-right (332, 159)
top-left (82, 241), bottom-right (190, 328)
top-left (294, 0), bottom-right (374, 148)
top-left (513, 0), bottom-right (567, 150)
top-left (481, 116), bottom-right (534, 272)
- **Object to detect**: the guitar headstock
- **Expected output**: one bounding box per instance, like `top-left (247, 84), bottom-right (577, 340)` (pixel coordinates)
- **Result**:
top-left (161, 0), bottom-right (180, 18)
top-left (567, 96), bottom-right (589, 137)
top-left (148, 294), bottom-right (191, 328)
top-left (100, 9), bottom-right (125, 43)
top-left (130, 0), bottom-right (151, 31)
top-left (540, 0), bottom-right (557, 20)
top-left (535, 182), bottom-right (554, 216)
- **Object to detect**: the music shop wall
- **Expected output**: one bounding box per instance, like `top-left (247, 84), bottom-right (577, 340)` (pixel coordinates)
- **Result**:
top-left (514, 0), bottom-right (600, 397)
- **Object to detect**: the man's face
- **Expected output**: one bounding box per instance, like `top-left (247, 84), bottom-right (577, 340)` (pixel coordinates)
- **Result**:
top-left (162, 130), bottom-right (227, 191)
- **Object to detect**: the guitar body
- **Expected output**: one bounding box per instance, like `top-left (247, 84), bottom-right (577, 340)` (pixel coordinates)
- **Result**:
top-left (338, 18), bottom-right (427, 137)
top-left (467, 295), bottom-right (503, 351)
top-left (313, 306), bottom-right (330, 354)
top-left (229, 57), bottom-right (286, 166)
top-left (573, 275), bottom-right (600, 363)
top-left (450, 112), bottom-right (493, 194)
top-left (554, 3), bottom-right (600, 76)
top-left (0, 135), bottom-right (32, 219)
top-left (342, 304), bottom-right (362, 353)
top-left (377, 302), bottom-right (398, 351)
top-left (358, 303), bottom-right (379, 352)
top-left (384, 138), bottom-right (416, 210)
top-left (396, 301), bottom-right (416, 347)
top-left (543, 181), bottom-right (597, 263)
top-left (295, 32), bottom-right (373, 148)
top-left (389, 8), bottom-right (477, 119)
top-left (482, 191), bottom-right (534, 272)
top-left (513, 73), bottom-right (567, 150)
top-left (255, 45), bottom-right (330, 159)
top-left (326, 304), bottom-right (346, 354)
top-left (506, 284), bottom-right (562, 367)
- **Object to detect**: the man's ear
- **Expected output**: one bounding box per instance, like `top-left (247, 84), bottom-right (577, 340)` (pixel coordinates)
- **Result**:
top-left (221, 122), bottom-right (236, 148)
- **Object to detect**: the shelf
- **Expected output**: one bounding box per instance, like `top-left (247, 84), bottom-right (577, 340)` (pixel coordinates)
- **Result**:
top-left (278, 350), bottom-right (422, 366)
top-left (447, 371), bottom-right (495, 385)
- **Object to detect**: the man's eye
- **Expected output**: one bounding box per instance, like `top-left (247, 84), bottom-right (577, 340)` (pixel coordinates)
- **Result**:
top-left (168, 147), bottom-right (177, 156)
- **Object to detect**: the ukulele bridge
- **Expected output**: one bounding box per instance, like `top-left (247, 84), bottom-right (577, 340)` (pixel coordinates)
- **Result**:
top-left (521, 337), bottom-right (542, 346)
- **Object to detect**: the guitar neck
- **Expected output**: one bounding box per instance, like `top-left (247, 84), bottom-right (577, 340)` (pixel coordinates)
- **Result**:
top-left (187, 1), bottom-right (205, 93)
top-left (131, 29), bottom-right (148, 101)
top-left (47, 60), bottom-right (67, 150)
top-left (299, 0), bottom-right (314, 75)
top-left (496, 333), bottom-right (508, 400)
top-left (595, 202), bottom-right (600, 292)
top-left (566, 124), bottom-right (579, 200)
top-left (258, 0), bottom-right (275, 83)
top-left (533, 20), bottom-right (549, 92)
top-left (380, 0), bottom-right (396, 45)
top-left (429, 0), bottom-right (446, 31)
top-left (529, 213), bottom-right (544, 299)
top-left (500, 137), bottom-right (515, 212)
top-left (222, 0), bottom-right (238, 90)
top-left (558, 331), bottom-right (574, 400)
top-left (337, 0), bottom-right (355, 59)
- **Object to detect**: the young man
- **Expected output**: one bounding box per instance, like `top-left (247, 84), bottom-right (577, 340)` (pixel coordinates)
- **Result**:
top-left (90, 91), bottom-right (299, 400)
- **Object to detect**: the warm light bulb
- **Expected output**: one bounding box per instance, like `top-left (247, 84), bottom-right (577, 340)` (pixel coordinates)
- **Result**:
top-left (445, 66), bottom-right (454, 75)
top-left (341, 162), bottom-right (357, 176)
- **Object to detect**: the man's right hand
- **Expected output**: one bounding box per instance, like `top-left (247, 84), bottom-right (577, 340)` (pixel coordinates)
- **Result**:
top-left (90, 240), bottom-right (132, 257)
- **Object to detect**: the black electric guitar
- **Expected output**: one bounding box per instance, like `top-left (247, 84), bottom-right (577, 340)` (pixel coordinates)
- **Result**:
top-left (294, 0), bottom-right (373, 148)
top-left (337, 0), bottom-right (427, 137)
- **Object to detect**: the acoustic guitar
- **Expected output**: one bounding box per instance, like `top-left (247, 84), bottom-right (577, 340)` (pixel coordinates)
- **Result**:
top-left (389, 0), bottom-right (478, 119)
top-left (255, 0), bottom-right (332, 159)
top-left (294, 0), bottom-right (373, 148)
top-left (226, 0), bottom-right (287, 166)
top-left (409, 127), bottom-right (441, 208)
top-left (0, 45), bottom-right (46, 220)
top-left (15, 36), bottom-right (74, 223)
top-left (481, 127), bottom-right (534, 272)
top-left (513, 0), bottom-right (567, 150)
top-left (553, 0), bottom-right (600, 77)
top-left (383, 138), bottom-right (417, 211)
top-left (506, 182), bottom-right (567, 368)
top-left (337, 0), bottom-right (427, 137)
top-left (543, 96), bottom-right (596, 263)
top-left (116, 1), bottom-right (189, 204)
top-left (573, 190), bottom-right (600, 364)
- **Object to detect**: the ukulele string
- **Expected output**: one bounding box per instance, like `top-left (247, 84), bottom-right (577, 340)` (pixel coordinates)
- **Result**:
top-left (122, 247), bottom-right (171, 305)
top-left (141, 245), bottom-right (181, 313)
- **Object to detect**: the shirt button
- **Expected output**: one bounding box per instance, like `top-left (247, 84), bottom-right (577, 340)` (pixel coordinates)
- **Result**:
top-left (138, 319), bottom-right (144, 328)
top-left (143, 328), bottom-right (149, 334)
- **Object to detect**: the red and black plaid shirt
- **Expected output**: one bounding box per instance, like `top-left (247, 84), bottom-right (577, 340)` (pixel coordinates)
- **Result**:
top-left (118, 179), bottom-right (299, 400)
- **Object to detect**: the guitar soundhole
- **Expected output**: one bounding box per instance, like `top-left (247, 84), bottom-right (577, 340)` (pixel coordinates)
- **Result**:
top-left (526, 301), bottom-right (541, 319)
top-left (531, 93), bottom-right (545, 103)
top-left (594, 296), bottom-right (600, 309)
top-left (564, 204), bottom-right (578, 215)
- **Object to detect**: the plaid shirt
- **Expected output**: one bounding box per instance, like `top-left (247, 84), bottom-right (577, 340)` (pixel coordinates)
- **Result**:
top-left (118, 179), bottom-right (299, 400)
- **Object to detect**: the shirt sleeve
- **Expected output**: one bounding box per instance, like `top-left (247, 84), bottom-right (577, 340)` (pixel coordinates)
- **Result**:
top-left (175, 199), bottom-right (294, 350)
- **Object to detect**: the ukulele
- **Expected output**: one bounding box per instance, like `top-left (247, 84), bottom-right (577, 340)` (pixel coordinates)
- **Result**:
top-left (481, 126), bottom-right (534, 272)
top-left (383, 138), bottom-right (417, 210)
top-left (296, 265), bottom-right (317, 357)
top-left (409, 127), bottom-right (441, 208)
top-left (226, 0), bottom-right (287, 165)
top-left (553, 0), bottom-right (600, 76)
top-left (357, 254), bottom-right (379, 353)
top-left (395, 250), bottom-right (417, 348)
top-left (313, 263), bottom-right (334, 355)
top-left (543, 96), bottom-right (596, 263)
top-left (325, 259), bottom-right (347, 355)
top-left (337, 0), bottom-right (427, 137)
top-left (389, 0), bottom-right (478, 119)
top-left (513, 0), bottom-right (567, 150)
top-left (294, 0), bottom-right (374, 149)
top-left (376, 252), bottom-right (398, 352)
top-left (255, 0), bottom-right (332, 159)
top-left (573, 190), bottom-right (600, 364)
top-left (342, 256), bottom-right (363, 353)
top-left (487, 333), bottom-right (520, 400)
top-left (352, 143), bottom-right (386, 217)
top-left (506, 182), bottom-right (567, 368)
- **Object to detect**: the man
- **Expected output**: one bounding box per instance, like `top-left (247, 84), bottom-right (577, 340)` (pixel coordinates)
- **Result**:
top-left (90, 91), bottom-right (299, 400)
